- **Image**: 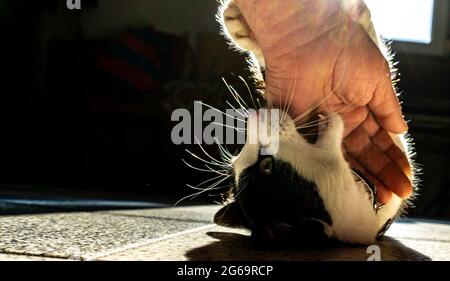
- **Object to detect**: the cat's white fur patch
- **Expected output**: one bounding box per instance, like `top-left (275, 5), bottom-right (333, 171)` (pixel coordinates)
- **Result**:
top-left (217, 0), bottom-right (266, 68)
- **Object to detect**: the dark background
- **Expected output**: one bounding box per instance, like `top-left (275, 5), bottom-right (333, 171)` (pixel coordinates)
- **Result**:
top-left (0, 0), bottom-right (449, 219)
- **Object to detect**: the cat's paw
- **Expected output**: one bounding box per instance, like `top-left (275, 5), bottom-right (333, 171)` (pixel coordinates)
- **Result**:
top-left (219, 0), bottom-right (266, 68)
top-left (338, 0), bottom-right (378, 45)
top-left (315, 112), bottom-right (345, 151)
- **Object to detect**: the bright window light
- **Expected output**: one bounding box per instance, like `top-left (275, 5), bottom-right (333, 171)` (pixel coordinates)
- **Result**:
top-left (365, 0), bottom-right (435, 44)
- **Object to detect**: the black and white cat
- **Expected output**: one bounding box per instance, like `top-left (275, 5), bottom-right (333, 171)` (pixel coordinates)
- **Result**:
top-left (193, 0), bottom-right (417, 249)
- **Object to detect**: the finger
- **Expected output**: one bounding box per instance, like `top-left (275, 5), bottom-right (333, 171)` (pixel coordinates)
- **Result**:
top-left (344, 125), bottom-right (412, 199)
top-left (360, 112), bottom-right (412, 177)
top-left (378, 162), bottom-right (413, 199)
top-left (375, 185), bottom-right (393, 205)
top-left (340, 106), bottom-right (368, 137)
top-left (369, 71), bottom-right (408, 134)
top-left (344, 152), bottom-right (393, 204)
top-left (372, 129), bottom-right (412, 177)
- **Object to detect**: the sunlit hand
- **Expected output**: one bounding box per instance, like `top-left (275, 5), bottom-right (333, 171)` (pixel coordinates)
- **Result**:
top-left (234, 0), bottom-right (412, 203)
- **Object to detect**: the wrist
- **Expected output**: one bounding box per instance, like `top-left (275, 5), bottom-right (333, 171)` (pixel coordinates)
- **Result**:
top-left (233, 0), bottom-right (344, 59)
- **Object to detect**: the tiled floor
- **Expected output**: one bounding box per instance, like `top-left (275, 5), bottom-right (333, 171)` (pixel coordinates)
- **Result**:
top-left (0, 205), bottom-right (449, 261)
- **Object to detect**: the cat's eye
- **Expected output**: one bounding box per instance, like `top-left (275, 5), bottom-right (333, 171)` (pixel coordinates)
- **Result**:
top-left (259, 157), bottom-right (273, 175)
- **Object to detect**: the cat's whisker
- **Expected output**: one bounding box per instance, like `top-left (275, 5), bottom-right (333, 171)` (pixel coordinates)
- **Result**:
top-left (174, 193), bottom-right (201, 206)
top-left (214, 137), bottom-right (234, 162)
top-left (222, 78), bottom-right (250, 115)
top-left (255, 97), bottom-right (263, 109)
top-left (295, 117), bottom-right (330, 130)
top-left (189, 174), bottom-right (232, 200)
top-left (238, 76), bottom-right (258, 110)
top-left (211, 122), bottom-right (246, 133)
top-left (290, 90), bottom-right (336, 125)
top-left (282, 53), bottom-right (298, 122)
top-left (208, 192), bottom-right (229, 199)
top-left (226, 101), bottom-right (248, 119)
top-left (229, 85), bottom-right (250, 111)
top-left (204, 164), bottom-right (231, 175)
top-left (188, 174), bottom-right (229, 189)
top-left (292, 103), bottom-right (353, 129)
top-left (188, 174), bottom-right (231, 190)
top-left (194, 136), bottom-right (231, 167)
top-left (214, 193), bottom-right (239, 226)
top-left (216, 142), bottom-right (235, 171)
top-left (217, 150), bottom-right (232, 165)
top-left (182, 159), bottom-right (229, 175)
top-left (277, 79), bottom-right (283, 120)
top-left (197, 101), bottom-right (246, 123)
top-left (233, 174), bottom-right (249, 200)
top-left (294, 113), bottom-right (332, 129)
top-left (185, 149), bottom-right (228, 168)
top-left (187, 184), bottom-right (230, 192)
top-left (229, 92), bottom-right (250, 116)
top-left (175, 174), bottom-right (232, 206)
top-left (217, 174), bottom-right (248, 225)
top-left (215, 148), bottom-right (232, 171)
top-left (280, 79), bottom-right (289, 122)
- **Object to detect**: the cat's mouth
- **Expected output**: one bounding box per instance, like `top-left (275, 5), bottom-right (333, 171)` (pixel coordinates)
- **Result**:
top-left (295, 113), bottom-right (328, 144)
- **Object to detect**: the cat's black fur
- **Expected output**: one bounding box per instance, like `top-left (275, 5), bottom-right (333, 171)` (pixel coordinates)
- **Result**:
top-left (214, 153), bottom-right (340, 249)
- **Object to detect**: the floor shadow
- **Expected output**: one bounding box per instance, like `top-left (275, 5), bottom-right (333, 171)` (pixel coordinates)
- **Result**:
top-left (185, 231), bottom-right (431, 261)
top-left (0, 197), bottom-right (168, 216)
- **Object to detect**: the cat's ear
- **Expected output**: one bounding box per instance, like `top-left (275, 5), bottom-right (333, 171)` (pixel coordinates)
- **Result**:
top-left (214, 201), bottom-right (249, 228)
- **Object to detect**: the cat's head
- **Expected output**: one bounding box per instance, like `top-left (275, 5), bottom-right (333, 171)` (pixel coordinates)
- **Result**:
top-left (213, 108), bottom-right (374, 249)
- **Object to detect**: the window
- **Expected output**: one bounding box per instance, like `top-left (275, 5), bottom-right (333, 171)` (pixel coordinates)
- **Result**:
top-left (365, 0), bottom-right (449, 55)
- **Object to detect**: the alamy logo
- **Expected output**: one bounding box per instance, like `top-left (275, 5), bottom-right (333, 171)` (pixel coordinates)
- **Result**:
top-left (171, 101), bottom-right (280, 155)
top-left (366, 245), bottom-right (381, 261)
top-left (66, 0), bottom-right (81, 10)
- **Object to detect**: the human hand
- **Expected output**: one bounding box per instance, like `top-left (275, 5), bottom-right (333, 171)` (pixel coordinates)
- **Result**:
top-left (233, 0), bottom-right (412, 203)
